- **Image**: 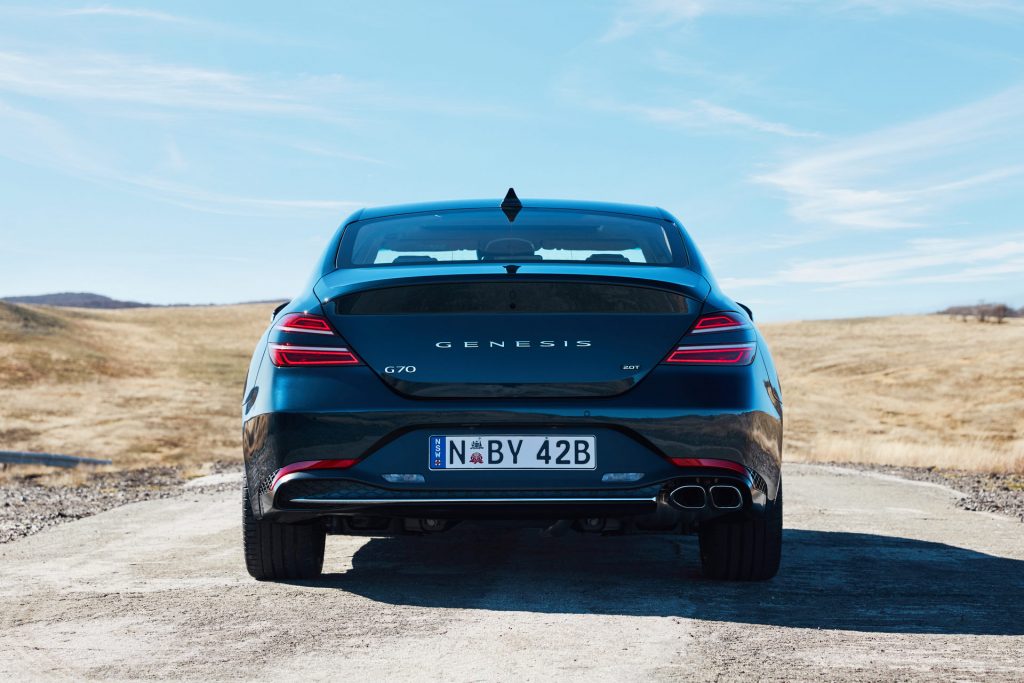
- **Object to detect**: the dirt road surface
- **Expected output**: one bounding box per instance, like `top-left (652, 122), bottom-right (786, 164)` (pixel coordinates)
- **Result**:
top-left (2, 464), bottom-right (1022, 681)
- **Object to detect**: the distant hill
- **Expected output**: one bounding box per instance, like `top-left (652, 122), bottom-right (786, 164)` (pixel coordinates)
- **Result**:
top-left (0, 293), bottom-right (287, 309)
top-left (1, 292), bottom-right (152, 309)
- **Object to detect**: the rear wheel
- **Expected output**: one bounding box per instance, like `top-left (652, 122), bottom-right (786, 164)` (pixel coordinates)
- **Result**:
top-left (242, 485), bottom-right (325, 580)
top-left (698, 482), bottom-right (782, 581)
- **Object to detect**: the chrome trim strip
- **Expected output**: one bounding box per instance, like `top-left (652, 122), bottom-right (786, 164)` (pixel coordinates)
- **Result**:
top-left (287, 496), bottom-right (658, 505)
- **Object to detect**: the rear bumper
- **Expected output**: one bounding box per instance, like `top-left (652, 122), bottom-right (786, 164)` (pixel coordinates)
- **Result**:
top-left (260, 467), bottom-right (765, 531)
top-left (243, 357), bottom-right (783, 525)
top-left (245, 411), bottom-right (779, 509)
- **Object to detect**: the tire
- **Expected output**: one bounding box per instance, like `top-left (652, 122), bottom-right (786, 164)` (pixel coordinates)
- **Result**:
top-left (242, 484), bottom-right (325, 581)
top-left (698, 481), bottom-right (782, 581)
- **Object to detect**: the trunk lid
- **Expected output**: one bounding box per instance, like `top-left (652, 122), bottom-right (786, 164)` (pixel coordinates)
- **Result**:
top-left (314, 264), bottom-right (709, 398)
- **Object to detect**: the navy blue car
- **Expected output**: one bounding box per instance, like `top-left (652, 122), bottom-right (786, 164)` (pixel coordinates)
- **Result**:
top-left (242, 190), bottom-right (783, 581)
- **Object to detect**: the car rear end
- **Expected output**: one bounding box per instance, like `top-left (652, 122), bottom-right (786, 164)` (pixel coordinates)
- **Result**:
top-left (241, 200), bottom-right (783, 581)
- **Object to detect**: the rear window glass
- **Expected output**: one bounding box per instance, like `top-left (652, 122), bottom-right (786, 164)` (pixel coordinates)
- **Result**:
top-left (338, 208), bottom-right (678, 267)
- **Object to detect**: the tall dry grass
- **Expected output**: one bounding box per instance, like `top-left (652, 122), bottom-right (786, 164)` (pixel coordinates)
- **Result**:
top-left (0, 302), bottom-right (269, 471)
top-left (1, 304), bottom-right (1021, 474)
top-left (761, 315), bottom-right (1024, 474)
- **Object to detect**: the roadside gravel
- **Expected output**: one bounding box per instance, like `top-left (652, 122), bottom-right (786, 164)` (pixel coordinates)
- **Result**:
top-left (1, 460), bottom-right (1019, 546)
top-left (0, 463), bottom-right (240, 544)
top-left (827, 462), bottom-right (1024, 522)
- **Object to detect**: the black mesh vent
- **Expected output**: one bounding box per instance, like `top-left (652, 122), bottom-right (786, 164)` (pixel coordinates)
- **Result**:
top-left (748, 468), bottom-right (768, 493)
top-left (258, 470), bottom-right (277, 495)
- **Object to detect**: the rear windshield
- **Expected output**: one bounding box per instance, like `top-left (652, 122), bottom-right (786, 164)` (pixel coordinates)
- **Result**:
top-left (337, 208), bottom-right (679, 267)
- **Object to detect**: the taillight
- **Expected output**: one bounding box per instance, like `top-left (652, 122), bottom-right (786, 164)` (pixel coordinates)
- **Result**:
top-left (690, 312), bottom-right (747, 333)
top-left (275, 313), bottom-right (335, 335)
top-left (270, 312), bottom-right (361, 366)
top-left (663, 342), bottom-right (756, 365)
top-left (269, 344), bottom-right (361, 367)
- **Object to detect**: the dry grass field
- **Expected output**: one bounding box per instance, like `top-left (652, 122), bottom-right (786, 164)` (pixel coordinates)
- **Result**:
top-left (0, 302), bottom-right (268, 478)
top-left (762, 315), bottom-right (1024, 473)
top-left (1, 302), bottom-right (1022, 476)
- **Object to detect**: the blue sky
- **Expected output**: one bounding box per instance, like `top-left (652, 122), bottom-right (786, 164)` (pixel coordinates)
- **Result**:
top-left (1, 1), bottom-right (1022, 320)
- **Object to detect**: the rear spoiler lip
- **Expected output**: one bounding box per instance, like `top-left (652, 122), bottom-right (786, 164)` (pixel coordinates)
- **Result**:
top-left (313, 265), bottom-right (711, 306)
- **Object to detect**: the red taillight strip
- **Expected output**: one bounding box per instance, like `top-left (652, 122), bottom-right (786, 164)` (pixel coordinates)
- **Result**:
top-left (690, 312), bottom-right (748, 334)
top-left (269, 344), bottom-right (361, 367)
top-left (270, 459), bottom-right (360, 492)
top-left (275, 313), bottom-right (335, 335)
top-left (669, 458), bottom-right (749, 477)
top-left (663, 342), bottom-right (756, 365)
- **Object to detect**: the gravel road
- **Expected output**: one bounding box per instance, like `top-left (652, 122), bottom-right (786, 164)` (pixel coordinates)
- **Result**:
top-left (1, 463), bottom-right (1022, 681)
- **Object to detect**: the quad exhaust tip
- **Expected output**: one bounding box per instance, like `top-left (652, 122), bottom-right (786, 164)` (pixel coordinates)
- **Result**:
top-left (669, 485), bottom-right (707, 509)
top-left (709, 485), bottom-right (743, 509)
top-left (668, 484), bottom-right (744, 510)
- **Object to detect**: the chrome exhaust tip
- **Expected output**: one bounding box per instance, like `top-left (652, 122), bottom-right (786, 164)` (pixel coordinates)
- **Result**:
top-left (709, 485), bottom-right (743, 509)
top-left (669, 485), bottom-right (707, 509)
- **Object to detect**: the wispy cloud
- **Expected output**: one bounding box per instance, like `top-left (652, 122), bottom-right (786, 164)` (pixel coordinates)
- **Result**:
top-left (683, 100), bottom-right (821, 138)
top-left (649, 50), bottom-right (764, 97)
top-left (0, 4), bottom-right (313, 46)
top-left (289, 142), bottom-right (390, 167)
top-left (576, 92), bottom-right (821, 138)
top-left (58, 5), bottom-right (192, 23)
top-left (0, 51), bottom-right (325, 116)
top-left (602, 0), bottom-right (713, 41)
top-left (0, 99), bottom-right (361, 217)
top-left (0, 49), bottom-right (514, 123)
top-left (0, 97), bottom-right (104, 173)
top-left (602, 0), bottom-right (1024, 40)
top-left (0, 4), bottom-right (245, 37)
top-left (755, 84), bottom-right (1024, 230)
top-left (843, 1), bottom-right (1024, 17)
top-left (0, 47), bottom-right (511, 214)
top-left (122, 176), bottom-right (363, 215)
top-left (720, 235), bottom-right (1024, 289)
top-left (783, 237), bottom-right (1024, 285)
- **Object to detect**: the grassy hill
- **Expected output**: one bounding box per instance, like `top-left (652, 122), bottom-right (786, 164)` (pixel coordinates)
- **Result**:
top-left (1, 292), bottom-right (152, 309)
top-left (0, 302), bottom-right (267, 473)
top-left (1, 302), bottom-right (1021, 474)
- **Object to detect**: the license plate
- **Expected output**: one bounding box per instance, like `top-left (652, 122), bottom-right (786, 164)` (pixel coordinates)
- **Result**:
top-left (429, 435), bottom-right (596, 470)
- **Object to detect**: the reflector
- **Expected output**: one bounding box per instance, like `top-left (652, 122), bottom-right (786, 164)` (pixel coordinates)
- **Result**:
top-left (270, 459), bottom-right (360, 491)
top-left (668, 458), bottom-right (749, 476)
